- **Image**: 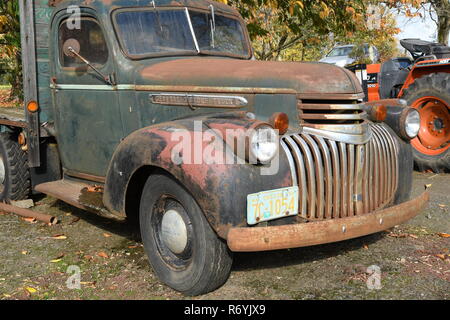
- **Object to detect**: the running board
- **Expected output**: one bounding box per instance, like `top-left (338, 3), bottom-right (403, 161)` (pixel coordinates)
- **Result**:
top-left (34, 179), bottom-right (122, 220)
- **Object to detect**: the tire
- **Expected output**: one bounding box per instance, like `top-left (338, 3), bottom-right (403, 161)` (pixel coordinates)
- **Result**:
top-left (139, 173), bottom-right (233, 296)
top-left (401, 73), bottom-right (450, 173)
top-left (0, 132), bottom-right (30, 201)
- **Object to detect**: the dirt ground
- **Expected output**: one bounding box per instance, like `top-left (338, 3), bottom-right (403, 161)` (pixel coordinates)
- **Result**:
top-left (0, 172), bottom-right (449, 300)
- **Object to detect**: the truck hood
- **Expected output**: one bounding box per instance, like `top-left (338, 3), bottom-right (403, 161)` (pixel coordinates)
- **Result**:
top-left (136, 58), bottom-right (362, 95)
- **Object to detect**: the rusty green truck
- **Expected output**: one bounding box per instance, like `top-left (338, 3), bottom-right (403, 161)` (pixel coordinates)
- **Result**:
top-left (0, 0), bottom-right (428, 295)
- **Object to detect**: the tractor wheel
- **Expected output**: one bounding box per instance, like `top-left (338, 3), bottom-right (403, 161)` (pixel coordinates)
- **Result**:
top-left (401, 73), bottom-right (450, 173)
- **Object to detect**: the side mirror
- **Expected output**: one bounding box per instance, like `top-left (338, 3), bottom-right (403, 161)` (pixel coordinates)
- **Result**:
top-left (62, 39), bottom-right (81, 58)
top-left (61, 38), bottom-right (115, 86)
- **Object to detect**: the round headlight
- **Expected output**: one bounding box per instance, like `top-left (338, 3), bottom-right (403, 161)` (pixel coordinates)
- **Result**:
top-left (249, 125), bottom-right (279, 163)
top-left (404, 109), bottom-right (420, 138)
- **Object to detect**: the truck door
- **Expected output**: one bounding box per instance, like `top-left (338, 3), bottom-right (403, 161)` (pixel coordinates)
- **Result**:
top-left (51, 15), bottom-right (123, 178)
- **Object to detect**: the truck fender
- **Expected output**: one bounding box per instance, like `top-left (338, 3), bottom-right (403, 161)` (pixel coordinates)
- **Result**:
top-left (103, 116), bottom-right (293, 238)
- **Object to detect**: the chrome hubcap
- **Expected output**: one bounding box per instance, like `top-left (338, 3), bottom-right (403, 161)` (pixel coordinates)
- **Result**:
top-left (160, 209), bottom-right (188, 255)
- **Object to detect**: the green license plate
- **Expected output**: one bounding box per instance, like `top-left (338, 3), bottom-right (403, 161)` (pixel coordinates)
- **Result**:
top-left (247, 186), bottom-right (299, 225)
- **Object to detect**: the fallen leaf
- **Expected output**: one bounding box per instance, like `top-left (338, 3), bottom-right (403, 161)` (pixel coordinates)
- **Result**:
top-left (83, 255), bottom-right (93, 261)
top-left (103, 233), bottom-right (112, 238)
top-left (388, 232), bottom-right (408, 238)
top-left (128, 245), bottom-right (138, 249)
top-left (21, 217), bottom-right (37, 224)
top-left (363, 244), bottom-right (369, 250)
top-left (51, 234), bottom-right (67, 240)
top-left (69, 217), bottom-right (80, 225)
top-left (435, 254), bottom-right (447, 260)
top-left (409, 234), bottom-right (418, 239)
top-left (21, 251), bottom-right (28, 255)
top-left (438, 204), bottom-right (447, 208)
top-left (97, 251), bottom-right (109, 259)
top-left (80, 281), bottom-right (96, 288)
top-left (24, 286), bottom-right (37, 294)
top-left (437, 233), bottom-right (450, 238)
top-left (87, 185), bottom-right (103, 193)
top-left (50, 259), bottom-right (62, 263)
top-left (425, 184), bottom-right (432, 188)
top-left (3, 294), bottom-right (11, 298)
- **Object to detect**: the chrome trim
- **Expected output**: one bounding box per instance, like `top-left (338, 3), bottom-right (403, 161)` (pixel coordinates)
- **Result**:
top-left (302, 126), bottom-right (372, 144)
top-left (50, 84), bottom-right (135, 90)
top-left (301, 112), bottom-right (368, 120)
top-left (281, 123), bottom-right (398, 221)
top-left (149, 93), bottom-right (248, 108)
top-left (300, 103), bottom-right (365, 110)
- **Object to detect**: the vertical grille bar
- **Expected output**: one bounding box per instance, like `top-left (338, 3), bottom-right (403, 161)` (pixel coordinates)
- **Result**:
top-left (303, 135), bottom-right (325, 219)
top-left (339, 142), bottom-right (348, 218)
top-left (281, 124), bottom-right (398, 221)
top-left (293, 135), bottom-right (316, 219)
top-left (315, 136), bottom-right (333, 219)
top-left (354, 145), bottom-right (365, 215)
top-left (283, 137), bottom-right (307, 215)
top-left (347, 144), bottom-right (355, 217)
top-left (327, 140), bottom-right (341, 219)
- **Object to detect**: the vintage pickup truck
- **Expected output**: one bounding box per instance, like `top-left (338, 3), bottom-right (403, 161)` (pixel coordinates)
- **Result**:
top-left (1, 0), bottom-right (428, 295)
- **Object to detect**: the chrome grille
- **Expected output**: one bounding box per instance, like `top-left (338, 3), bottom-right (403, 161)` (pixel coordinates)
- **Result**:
top-left (281, 124), bottom-right (398, 220)
top-left (298, 99), bottom-right (368, 136)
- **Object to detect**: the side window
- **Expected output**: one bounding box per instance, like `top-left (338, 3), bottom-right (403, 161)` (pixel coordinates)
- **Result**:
top-left (59, 18), bottom-right (108, 68)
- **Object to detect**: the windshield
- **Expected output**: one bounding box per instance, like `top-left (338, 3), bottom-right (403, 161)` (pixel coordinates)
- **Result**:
top-left (114, 8), bottom-right (250, 58)
top-left (327, 46), bottom-right (354, 57)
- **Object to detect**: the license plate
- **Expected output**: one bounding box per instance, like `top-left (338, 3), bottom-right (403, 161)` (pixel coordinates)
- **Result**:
top-left (247, 186), bottom-right (299, 225)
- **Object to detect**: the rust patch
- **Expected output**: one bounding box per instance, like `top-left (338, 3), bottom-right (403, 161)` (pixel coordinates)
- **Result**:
top-left (139, 58), bottom-right (359, 94)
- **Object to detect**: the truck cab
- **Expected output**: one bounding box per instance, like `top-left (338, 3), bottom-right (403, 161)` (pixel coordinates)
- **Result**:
top-left (0, 0), bottom-right (429, 296)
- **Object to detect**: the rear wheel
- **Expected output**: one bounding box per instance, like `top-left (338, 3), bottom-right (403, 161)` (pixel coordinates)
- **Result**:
top-left (0, 132), bottom-right (30, 201)
top-left (139, 173), bottom-right (233, 296)
top-left (401, 73), bottom-right (450, 172)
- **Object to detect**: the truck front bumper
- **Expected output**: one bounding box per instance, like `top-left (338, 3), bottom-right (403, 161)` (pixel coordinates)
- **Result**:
top-left (227, 191), bottom-right (429, 252)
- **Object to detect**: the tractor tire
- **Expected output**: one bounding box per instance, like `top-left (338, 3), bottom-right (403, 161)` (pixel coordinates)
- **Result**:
top-left (401, 73), bottom-right (450, 173)
top-left (0, 132), bottom-right (31, 201)
top-left (139, 173), bottom-right (233, 296)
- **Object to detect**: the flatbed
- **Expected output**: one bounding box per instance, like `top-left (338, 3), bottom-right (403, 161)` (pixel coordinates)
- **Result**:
top-left (0, 107), bottom-right (27, 128)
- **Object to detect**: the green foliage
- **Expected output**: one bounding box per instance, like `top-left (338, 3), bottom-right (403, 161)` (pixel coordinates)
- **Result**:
top-left (0, 0), bottom-right (22, 102)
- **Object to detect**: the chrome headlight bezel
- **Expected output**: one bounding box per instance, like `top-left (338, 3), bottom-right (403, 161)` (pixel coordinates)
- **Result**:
top-left (403, 108), bottom-right (421, 139)
top-left (248, 125), bottom-right (279, 164)
top-left (384, 105), bottom-right (421, 141)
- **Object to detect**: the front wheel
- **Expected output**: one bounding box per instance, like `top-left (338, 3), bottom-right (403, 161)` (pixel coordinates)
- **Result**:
top-left (401, 73), bottom-right (450, 172)
top-left (139, 173), bottom-right (233, 296)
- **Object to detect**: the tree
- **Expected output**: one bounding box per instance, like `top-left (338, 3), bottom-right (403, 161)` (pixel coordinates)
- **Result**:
top-left (227, 0), bottom-right (371, 60)
top-left (383, 0), bottom-right (450, 45)
top-left (0, 0), bottom-right (22, 102)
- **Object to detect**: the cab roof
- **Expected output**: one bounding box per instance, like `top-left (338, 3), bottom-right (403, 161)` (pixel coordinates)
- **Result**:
top-left (53, 0), bottom-right (240, 16)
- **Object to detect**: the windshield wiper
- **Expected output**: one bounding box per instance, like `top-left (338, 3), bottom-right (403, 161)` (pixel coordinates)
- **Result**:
top-left (151, 0), bottom-right (163, 33)
top-left (185, 8), bottom-right (200, 53)
top-left (209, 4), bottom-right (216, 48)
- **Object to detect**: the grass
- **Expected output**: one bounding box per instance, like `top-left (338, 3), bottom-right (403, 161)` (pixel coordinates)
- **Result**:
top-left (0, 85), bottom-right (11, 90)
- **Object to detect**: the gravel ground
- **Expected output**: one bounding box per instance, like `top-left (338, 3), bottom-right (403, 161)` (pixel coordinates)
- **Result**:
top-left (0, 172), bottom-right (448, 300)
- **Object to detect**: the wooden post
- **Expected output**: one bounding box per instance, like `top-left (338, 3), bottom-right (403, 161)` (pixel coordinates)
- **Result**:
top-left (18, 0), bottom-right (41, 167)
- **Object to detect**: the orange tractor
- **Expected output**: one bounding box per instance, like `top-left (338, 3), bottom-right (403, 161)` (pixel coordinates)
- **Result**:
top-left (349, 39), bottom-right (450, 173)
